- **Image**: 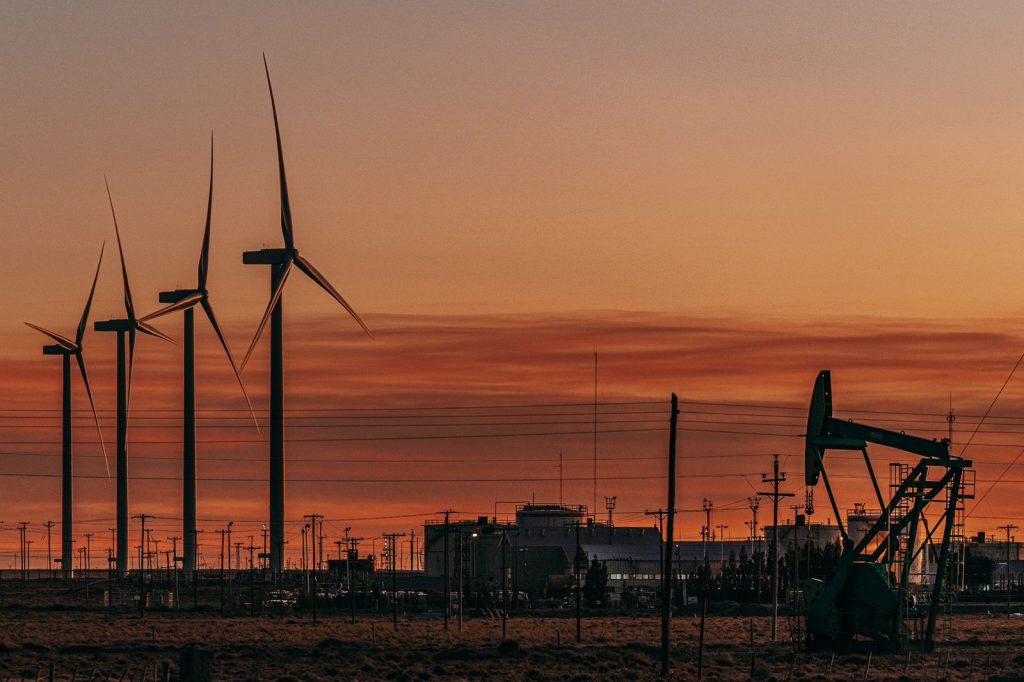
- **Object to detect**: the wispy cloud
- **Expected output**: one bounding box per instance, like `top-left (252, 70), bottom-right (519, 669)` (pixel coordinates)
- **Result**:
top-left (3, 310), bottom-right (1024, 565)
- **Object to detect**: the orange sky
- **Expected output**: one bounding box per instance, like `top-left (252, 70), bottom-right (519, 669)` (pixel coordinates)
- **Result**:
top-left (5, 3), bottom-right (1024, 566)
top-left (4, 311), bottom-right (1024, 568)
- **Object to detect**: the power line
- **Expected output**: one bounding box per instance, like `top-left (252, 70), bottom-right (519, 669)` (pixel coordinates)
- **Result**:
top-left (0, 426), bottom-right (667, 445)
top-left (0, 399), bottom-right (667, 414)
top-left (0, 471), bottom-right (748, 483)
top-left (0, 417), bottom-right (667, 429)
top-left (0, 450), bottom-right (739, 464)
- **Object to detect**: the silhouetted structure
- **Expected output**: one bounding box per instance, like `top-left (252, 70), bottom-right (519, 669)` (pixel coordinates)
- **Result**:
top-left (24, 246), bottom-right (108, 579)
top-left (142, 138), bottom-right (257, 580)
top-left (240, 57), bottom-right (372, 576)
top-left (95, 181), bottom-right (173, 573)
top-left (423, 504), bottom-right (662, 599)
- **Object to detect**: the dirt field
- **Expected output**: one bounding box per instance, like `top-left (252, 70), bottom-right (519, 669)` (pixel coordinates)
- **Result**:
top-left (1, 610), bottom-right (1023, 680)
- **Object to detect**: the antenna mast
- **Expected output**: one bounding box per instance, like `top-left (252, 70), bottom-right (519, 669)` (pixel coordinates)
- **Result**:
top-left (593, 352), bottom-right (598, 516)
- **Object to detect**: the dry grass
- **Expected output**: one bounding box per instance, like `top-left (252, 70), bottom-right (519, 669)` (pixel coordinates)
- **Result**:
top-left (0, 611), bottom-right (1022, 680)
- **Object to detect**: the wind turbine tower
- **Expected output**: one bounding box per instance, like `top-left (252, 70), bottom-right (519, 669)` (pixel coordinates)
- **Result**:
top-left (25, 245), bottom-right (108, 579)
top-left (95, 182), bottom-right (173, 573)
top-left (143, 137), bottom-right (258, 580)
top-left (242, 56), bottom-right (372, 575)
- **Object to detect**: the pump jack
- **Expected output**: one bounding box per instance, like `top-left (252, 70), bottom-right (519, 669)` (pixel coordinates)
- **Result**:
top-left (803, 371), bottom-right (974, 652)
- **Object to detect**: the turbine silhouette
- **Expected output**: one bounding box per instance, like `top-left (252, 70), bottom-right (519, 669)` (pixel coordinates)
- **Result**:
top-left (242, 55), bottom-right (372, 575)
top-left (141, 136), bottom-right (258, 579)
top-left (25, 243), bottom-right (108, 579)
top-left (94, 180), bottom-right (172, 573)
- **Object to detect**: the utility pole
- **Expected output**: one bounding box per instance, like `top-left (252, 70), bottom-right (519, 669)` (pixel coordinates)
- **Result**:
top-left (107, 547), bottom-right (114, 606)
top-left (661, 393), bottom-right (679, 677)
top-left (226, 521), bottom-right (234, 605)
top-left (84, 532), bottom-right (93, 575)
top-left (702, 499), bottom-right (713, 567)
top-left (319, 522), bottom-right (326, 574)
top-left (457, 530), bottom-right (464, 631)
top-left (748, 497), bottom-right (761, 601)
top-left (234, 541), bottom-right (243, 597)
top-left (757, 455), bottom-right (793, 642)
top-left (409, 530), bottom-right (416, 572)
top-left (18, 522), bottom-right (29, 580)
top-left (304, 513), bottom-right (323, 622)
top-left (300, 525), bottom-right (307, 589)
top-left (216, 527), bottom-right (227, 615)
top-left (499, 527), bottom-right (509, 639)
top-left (193, 528), bottom-right (203, 608)
top-left (716, 524), bottom-right (728, 566)
top-left (108, 526), bottom-right (116, 589)
top-left (134, 514), bottom-right (153, 617)
top-left (1000, 524), bottom-right (1018, 618)
top-left (384, 532), bottom-right (407, 630)
top-left (645, 507), bottom-right (669, 602)
top-left (44, 521), bottom-right (55, 579)
top-left (247, 536), bottom-right (257, 617)
top-left (169, 536), bottom-right (180, 608)
top-left (575, 519), bottom-right (582, 644)
top-left (262, 524), bottom-right (268, 573)
top-left (346, 532), bottom-right (363, 624)
top-left (436, 510), bottom-right (456, 631)
top-left (605, 496), bottom-right (616, 541)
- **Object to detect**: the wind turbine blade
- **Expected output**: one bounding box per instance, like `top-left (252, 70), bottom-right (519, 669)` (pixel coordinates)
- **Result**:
top-left (198, 133), bottom-right (213, 289)
top-left (263, 54), bottom-right (294, 250)
top-left (105, 178), bottom-right (135, 320)
top-left (76, 242), bottom-right (105, 345)
top-left (202, 298), bottom-right (260, 433)
top-left (241, 257), bottom-right (292, 371)
top-left (136, 320), bottom-right (175, 344)
top-left (24, 323), bottom-right (77, 351)
top-left (139, 293), bottom-right (203, 322)
top-left (294, 255), bottom-right (373, 337)
top-left (75, 352), bottom-right (110, 481)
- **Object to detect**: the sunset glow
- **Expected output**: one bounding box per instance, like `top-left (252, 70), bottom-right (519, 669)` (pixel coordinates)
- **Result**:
top-left (4, 3), bottom-right (1024, 571)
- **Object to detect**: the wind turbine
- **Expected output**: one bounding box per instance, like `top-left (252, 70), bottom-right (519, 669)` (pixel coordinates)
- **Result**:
top-left (94, 180), bottom-right (172, 574)
top-left (25, 245), bottom-right (109, 580)
top-left (141, 137), bottom-right (258, 580)
top-left (242, 56), bottom-right (372, 576)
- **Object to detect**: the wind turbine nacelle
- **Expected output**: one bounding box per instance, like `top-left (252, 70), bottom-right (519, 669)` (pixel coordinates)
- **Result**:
top-left (94, 319), bottom-right (133, 333)
top-left (159, 288), bottom-right (201, 304)
top-left (243, 248), bottom-right (291, 265)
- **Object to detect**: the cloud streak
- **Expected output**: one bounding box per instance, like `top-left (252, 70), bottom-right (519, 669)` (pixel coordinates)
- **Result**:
top-left (3, 309), bottom-right (1024, 567)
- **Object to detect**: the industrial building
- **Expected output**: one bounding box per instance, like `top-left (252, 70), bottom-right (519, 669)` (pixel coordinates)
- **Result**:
top-left (422, 503), bottom-right (663, 598)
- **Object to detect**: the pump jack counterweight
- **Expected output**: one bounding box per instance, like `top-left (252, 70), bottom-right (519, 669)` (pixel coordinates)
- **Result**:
top-left (803, 370), bottom-right (973, 653)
